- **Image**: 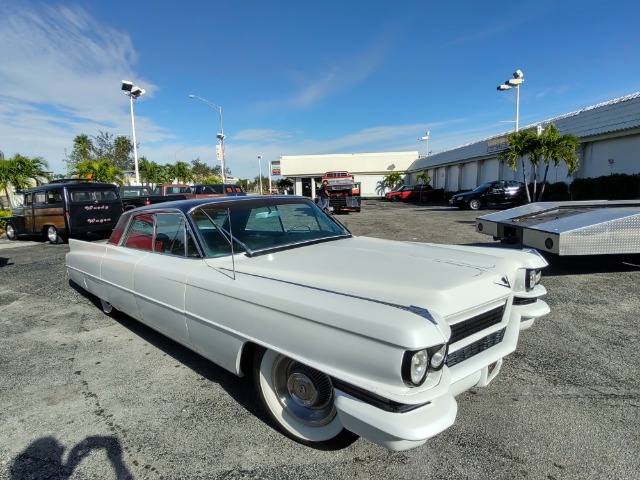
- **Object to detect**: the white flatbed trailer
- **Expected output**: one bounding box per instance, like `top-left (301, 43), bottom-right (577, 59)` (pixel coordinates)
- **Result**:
top-left (475, 200), bottom-right (640, 255)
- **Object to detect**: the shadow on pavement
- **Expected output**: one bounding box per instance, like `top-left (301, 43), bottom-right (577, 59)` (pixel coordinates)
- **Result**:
top-left (68, 280), bottom-right (269, 427)
top-left (10, 435), bottom-right (133, 480)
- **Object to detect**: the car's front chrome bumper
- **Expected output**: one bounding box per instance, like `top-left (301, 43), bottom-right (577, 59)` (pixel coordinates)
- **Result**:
top-left (335, 388), bottom-right (458, 451)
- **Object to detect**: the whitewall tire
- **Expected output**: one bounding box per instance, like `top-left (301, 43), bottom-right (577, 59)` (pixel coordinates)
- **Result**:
top-left (253, 347), bottom-right (358, 450)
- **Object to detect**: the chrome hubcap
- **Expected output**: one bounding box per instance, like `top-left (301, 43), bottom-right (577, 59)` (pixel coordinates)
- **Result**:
top-left (272, 356), bottom-right (336, 426)
top-left (47, 227), bottom-right (57, 242)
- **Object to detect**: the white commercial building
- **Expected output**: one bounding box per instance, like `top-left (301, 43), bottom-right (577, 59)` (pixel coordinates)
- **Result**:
top-left (406, 92), bottom-right (640, 191)
top-left (278, 92), bottom-right (640, 197)
top-left (279, 151), bottom-right (417, 198)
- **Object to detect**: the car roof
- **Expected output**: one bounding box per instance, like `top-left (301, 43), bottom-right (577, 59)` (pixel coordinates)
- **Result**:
top-left (22, 180), bottom-right (118, 192)
top-left (132, 194), bottom-right (312, 215)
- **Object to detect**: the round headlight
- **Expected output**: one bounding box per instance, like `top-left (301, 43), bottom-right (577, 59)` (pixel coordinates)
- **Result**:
top-left (526, 269), bottom-right (541, 291)
top-left (402, 344), bottom-right (449, 386)
top-left (410, 350), bottom-right (429, 384)
top-left (429, 344), bottom-right (448, 370)
top-left (402, 349), bottom-right (429, 386)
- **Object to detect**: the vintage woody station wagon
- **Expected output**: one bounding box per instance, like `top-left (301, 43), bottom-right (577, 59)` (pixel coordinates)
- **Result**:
top-left (5, 179), bottom-right (123, 243)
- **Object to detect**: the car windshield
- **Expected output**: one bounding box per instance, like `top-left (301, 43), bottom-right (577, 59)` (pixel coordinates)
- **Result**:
top-left (190, 197), bottom-right (350, 257)
top-left (472, 182), bottom-right (493, 193)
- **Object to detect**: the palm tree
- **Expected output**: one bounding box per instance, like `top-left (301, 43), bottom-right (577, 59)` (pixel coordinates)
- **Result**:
top-left (0, 158), bottom-right (12, 206)
top-left (499, 130), bottom-right (537, 203)
top-left (527, 134), bottom-right (544, 201)
top-left (0, 154), bottom-right (50, 206)
top-left (74, 134), bottom-right (93, 160)
top-left (73, 160), bottom-right (124, 185)
top-left (537, 125), bottom-right (579, 201)
top-left (416, 171), bottom-right (431, 185)
top-left (113, 136), bottom-right (133, 170)
top-left (66, 134), bottom-right (94, 170)
top-left (138, 158), bottom-right (164, 185)
top-left (383, 172), bottom-right (404, 191)
top-left (169, 161), bottom-right (193, 184)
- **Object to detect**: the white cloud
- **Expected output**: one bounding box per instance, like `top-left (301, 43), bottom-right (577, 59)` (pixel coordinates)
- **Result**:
top-left (0, 3), bottom-right (166, 172)
top-left (253, 37), bottom-right (390, 112)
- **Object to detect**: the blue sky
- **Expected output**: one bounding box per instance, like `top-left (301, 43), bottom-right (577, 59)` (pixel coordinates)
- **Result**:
top-left (1, 0), bottom-right (639, 180)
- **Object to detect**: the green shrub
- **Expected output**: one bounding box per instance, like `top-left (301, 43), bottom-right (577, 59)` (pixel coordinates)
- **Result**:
top-left (537, 182), bottom-right (571, 201)
top-left (429, 188), bottom-right (446, 202)
top-left (570, 174), bottom-right (640, 200)
top-left (0, 210), bottom-right (11, 233)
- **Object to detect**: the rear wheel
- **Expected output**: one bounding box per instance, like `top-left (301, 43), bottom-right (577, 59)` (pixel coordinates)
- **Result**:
top-left (253, 347), bottom-right (358, 450)
top-left (47, 226), bottom-right (65, 244)
top-left (100, 299), bottom-right (118, 317)
top-left (6, 224), bottom-right (17, 241)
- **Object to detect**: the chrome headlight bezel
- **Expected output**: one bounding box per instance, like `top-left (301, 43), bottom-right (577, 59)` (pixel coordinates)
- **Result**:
top-left (525, 268), bottom-right (542, 291)
top-left (402, 344), bottom-right (449, 387)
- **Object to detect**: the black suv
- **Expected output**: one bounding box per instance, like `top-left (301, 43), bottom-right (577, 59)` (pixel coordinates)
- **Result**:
top-left (5, 179), bottom-right (123, 243)
top-left (449, 180), bottom-right (526, 210)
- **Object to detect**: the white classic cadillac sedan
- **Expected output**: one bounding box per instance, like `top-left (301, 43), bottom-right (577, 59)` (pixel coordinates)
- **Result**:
top-left (66, 195), bottom-right (549, 451)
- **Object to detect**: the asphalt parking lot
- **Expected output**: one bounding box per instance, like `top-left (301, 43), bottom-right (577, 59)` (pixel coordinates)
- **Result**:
top-left (1, 199), bottom-right (639, 480)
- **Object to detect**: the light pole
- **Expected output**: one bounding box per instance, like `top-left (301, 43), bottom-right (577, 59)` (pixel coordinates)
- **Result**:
top-left (188, 94), bottom-right (226, 183)
top-left (257, 155), bottom-right (263, 194)
top-left (418, 131), bottom-right (430, 156)
top-left (268, 160), bottom-right (272, 194)
top-left (121, 80), bottom-right (146, 184)
top-left (497, 69), bottom-right (525, 132)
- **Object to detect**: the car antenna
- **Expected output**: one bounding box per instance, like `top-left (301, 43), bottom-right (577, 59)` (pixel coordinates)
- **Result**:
top-left (227, 207), bottom-right (236, 280)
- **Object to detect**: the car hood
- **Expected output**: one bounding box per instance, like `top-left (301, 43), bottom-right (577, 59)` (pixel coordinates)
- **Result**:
top-left (217, 236), bottom-right (533, 319)
top-left (453, 191), bottom-right (479, 199)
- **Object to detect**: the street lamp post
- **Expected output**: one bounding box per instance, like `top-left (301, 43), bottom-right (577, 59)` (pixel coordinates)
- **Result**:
top-left (268, 160), bottom-right (272, 194)
top-left (257, 155), bottom-right (263, 194)
top-left (497, 69), bottom-right (525, 132)
top-left (418, 131), bottom-right (430, 156)
top-left (188, 94), bottom-right (226, 183)
top-left (121, 80), bottom-right (146, 184)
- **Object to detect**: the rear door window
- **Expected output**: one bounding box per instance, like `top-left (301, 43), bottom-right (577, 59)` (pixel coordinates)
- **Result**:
top-left (34, 192), bottom-right (46, 205)
top-left (47, 190), bottom-right (63, 205)
top-left (123, 214), bottom-right (155, 251)
top-left (155, 213), bottom-right (193, 257)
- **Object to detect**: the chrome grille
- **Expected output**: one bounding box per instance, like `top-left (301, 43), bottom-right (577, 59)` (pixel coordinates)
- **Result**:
top-left (446, 328), bottom-right (506, 368)
top-left (449, 303), bottom-right (506, 344)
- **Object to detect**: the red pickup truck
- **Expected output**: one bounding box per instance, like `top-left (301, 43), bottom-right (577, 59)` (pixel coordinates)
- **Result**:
top-left (120, 184), bottom-right (246, 210)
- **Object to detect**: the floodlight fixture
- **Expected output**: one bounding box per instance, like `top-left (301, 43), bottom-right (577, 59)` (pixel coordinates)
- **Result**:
top-left (131, 86), bottom-right (146, 97)
top-left (497, 69), bottom-right (525, 132)
top-left (121, 80), bottom-right (146, 184)
top-left (506, 78), bottom-right (524, 87)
